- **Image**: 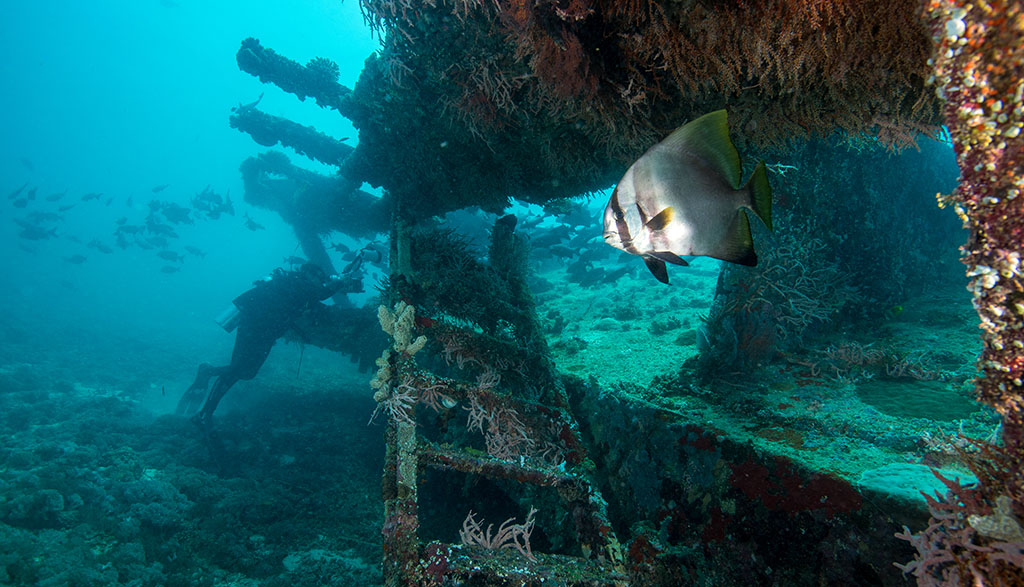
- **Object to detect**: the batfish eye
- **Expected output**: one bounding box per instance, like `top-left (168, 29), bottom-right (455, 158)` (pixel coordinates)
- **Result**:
top-left (613, 210), bottom-right (624, 221)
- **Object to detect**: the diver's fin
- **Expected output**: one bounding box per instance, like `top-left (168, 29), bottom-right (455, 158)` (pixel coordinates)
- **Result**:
top-left (648, 251), bottom-right (689, 266)
top-left (710, 210), bottom-right (757, 266)
top-left (660, 110), bottom-right (743, 189)
top-left (745, 161), bottom-right (773, 231)
top-left (643, 256), bottom-right (670, 284)
top-left (645, 207), bottom-right (674, 231)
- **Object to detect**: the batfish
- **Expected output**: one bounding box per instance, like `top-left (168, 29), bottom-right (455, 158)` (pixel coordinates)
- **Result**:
top-left (602, 110), bottom-right (772, 284)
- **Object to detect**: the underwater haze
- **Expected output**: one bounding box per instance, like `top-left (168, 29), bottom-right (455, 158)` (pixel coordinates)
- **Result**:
top-left (1, 2), bottom-right (389, 585)
top-left (1, 1), bottom-right (379, 384)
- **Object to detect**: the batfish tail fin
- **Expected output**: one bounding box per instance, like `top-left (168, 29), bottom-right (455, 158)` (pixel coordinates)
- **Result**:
top-left (746, 161), bottom-right (773, 231)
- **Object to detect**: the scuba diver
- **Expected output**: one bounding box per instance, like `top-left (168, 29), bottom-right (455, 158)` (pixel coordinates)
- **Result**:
top-left (177, 262), bottom-right (359, 428)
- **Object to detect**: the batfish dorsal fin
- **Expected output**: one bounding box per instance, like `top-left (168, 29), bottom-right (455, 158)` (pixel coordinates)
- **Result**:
top-left (645, 207), bottom-right (674, 231)
top-left (643, 256), bottom-right (670, 284)
top-left (659, 110), bottom-right (742, 190)
top-left (648, 251), bottom-right (689, 266)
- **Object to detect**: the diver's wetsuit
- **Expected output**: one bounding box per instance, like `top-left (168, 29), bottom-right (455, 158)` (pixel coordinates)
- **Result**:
top-left (177, 266), bottom-right (338, 427)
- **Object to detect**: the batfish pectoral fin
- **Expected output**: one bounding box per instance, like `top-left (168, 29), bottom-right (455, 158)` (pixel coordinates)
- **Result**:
top-left (643, 256), bottom-right (670, 284)
top-left (710, 210), bottom-right (758, 266)
top-left (648, 251), bottom-right (689, 266)
top-left (645, 207), bottom-right (675, 231)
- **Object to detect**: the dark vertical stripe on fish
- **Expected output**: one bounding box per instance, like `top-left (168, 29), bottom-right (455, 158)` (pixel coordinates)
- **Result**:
top-left (610, 186), bottom-right (635, 253)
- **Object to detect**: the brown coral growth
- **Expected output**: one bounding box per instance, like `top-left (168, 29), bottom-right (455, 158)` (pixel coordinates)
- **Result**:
top-left (353, 0), bottom-right (945, 218)
top-left (362, 0), bottom-right (939, 158)
top-left (925, 0), bottom-right (1024, 440)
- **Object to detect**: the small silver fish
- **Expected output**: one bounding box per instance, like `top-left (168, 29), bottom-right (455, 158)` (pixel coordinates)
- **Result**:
top-left (602, 110), bottom-right (772, 284)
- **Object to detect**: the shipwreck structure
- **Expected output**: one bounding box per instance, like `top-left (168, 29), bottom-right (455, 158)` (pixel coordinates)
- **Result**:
top-left (232, 1), bottom-right (1024, 584)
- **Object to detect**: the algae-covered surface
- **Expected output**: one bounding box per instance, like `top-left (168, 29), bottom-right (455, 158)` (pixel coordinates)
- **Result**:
top-left (537, 258), bottom-right (994, 509)
top-left (539, 257), bottom-right (718, 384)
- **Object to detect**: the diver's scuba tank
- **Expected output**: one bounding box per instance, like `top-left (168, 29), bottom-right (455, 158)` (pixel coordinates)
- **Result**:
top-left (214, 304), bottom-right (241, 332)
top-left (216, 272), bottom-right (275, 332)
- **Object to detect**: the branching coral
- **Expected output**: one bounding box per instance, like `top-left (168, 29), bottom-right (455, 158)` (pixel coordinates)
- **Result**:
top-left (305, 56), bottom-right (340, 85)
top-left (802, 341), bottom-right (951, 383)
top-left (696, 209), bottom-right (859, 377)
top-left (370, 301), bottom-right (429, 417)
top-left (459, 506), bottom-right (538, 561)
top-left (896, 458), bottom-right (1024, 584)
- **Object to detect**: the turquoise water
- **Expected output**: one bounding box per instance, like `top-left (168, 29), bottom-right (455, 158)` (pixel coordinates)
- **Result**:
top-left (1, 4), bottom-right (388, 584)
